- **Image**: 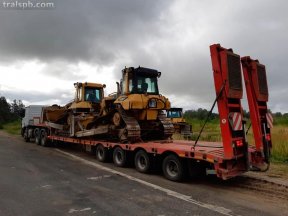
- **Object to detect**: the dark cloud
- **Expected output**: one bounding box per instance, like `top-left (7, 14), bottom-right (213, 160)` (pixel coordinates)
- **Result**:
top-left (0, 0), bottom-right (287, 112)
top-left (0, 0), bottom-right (171, 64)
top-left (122, 0), bottom-right (288, 111)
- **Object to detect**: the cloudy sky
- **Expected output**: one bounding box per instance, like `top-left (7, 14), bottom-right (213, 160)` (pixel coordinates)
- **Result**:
top-left (0, 0), bottom-right (287, 112)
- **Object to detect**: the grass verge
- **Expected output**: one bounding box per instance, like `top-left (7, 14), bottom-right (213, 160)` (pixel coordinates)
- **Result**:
top-left (183, 118), bottom-right (288, 163)
top-left (270, 126), bottom-right (288, 162)
top-left (1, 120), bottom-right (21, 135)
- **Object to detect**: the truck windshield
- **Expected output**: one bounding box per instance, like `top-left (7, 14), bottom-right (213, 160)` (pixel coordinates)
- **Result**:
top-left (85, 87), bottom-right (102, 103)
top-left (129, 76), bottom-right (159, 94)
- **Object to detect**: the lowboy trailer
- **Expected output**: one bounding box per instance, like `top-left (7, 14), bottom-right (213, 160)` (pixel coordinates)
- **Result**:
top-left (22, 44), bottom-right (272, 181)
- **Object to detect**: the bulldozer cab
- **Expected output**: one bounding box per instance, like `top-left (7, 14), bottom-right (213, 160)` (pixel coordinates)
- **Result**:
top-left (69, 82), bottom-right (105, 112)
top-left (167, 108), bottom-right (187, 124)
top-left (167, 108), bottom-right (183, 119)
top-left (167, 107), bottom-right (192, 138)
top-left (120, 67), bottom-right (161, 95)
top-left (74, 82), bottom-right (104, 103)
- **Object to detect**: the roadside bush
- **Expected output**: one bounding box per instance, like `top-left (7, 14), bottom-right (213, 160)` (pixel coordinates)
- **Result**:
top-left (2, 120), bottom-right (21, 135)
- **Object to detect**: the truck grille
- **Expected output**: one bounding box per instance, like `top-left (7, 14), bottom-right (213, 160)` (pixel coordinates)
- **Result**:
top-left (257, 65), bottom-right (268, 95)
top-left (227, 53), bottom-right (242, 91)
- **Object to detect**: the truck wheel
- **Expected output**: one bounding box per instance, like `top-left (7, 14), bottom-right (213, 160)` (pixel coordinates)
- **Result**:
top-left (21, 127), bottom-right (25, 137)
top-left (113, 147), bottom-right (126, 167)
top-left (135, 150), bottom-right (150, 173)
top-left (96, 144), bottom-right (108, 162)
top-left (34, 128), bottom-right (41, 145)
top-left (40, 129), bottom-right (49, 147)
top-left (162, 154), bottom-right (184, 181)
top-left (24, 128), bottom-right (30, 142)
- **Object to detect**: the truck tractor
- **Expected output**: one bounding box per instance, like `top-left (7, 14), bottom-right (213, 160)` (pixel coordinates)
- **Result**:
top-left (167, 107), bottom-right (192, 138)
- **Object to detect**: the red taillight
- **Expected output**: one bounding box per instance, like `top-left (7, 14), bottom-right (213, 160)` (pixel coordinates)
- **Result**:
top-left (266, 134), bottom-right (271, 141)
top-left (236, 140), bottom-right (243, 147)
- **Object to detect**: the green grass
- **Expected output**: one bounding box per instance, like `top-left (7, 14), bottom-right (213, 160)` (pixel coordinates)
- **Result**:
top-left (1, 120), bottom-right (21, 135)
top-left (182, 118), bottom-right (288, 163)
top-left (185, 118), bottom-right (221, 142)
top-left (243, 124), bottom-right (288, 163)
top-left (270, 126), bottom-right (288, 162)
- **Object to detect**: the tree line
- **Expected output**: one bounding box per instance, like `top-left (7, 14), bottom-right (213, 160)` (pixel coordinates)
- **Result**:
top-left (184, 108), bottom-right (219, 120)
top-left (184, 108), bottom-right (287, 122)
top-left (0, 96), bottom-right (25, 126)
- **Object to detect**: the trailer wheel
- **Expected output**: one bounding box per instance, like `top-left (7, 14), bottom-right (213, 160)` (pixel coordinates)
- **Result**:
top-left (135, 150), bottom-right (150, 173)
top-left (113, 147), bottom-right (126, 167)
top-left (162, 154), bottom-right (184, 181)
top-left (35, 128), bottom-right (41, 145)
top-left (96, 145), bottom-right (108, 162)
top-left (40, 129), bottom-right (49, 147)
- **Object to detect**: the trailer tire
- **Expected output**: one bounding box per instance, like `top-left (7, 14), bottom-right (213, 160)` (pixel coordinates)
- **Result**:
top-left (162, 154), bottom-right (184, 181)
top-left (96, 145), bottom-right (108, 162)
top-left (24, 136), bottom-right (30, 142)
top-left (135, 150), bottom-right (150, 173)
top-left (113, 147), bottom-right (126, 167)
top-left (40, 129), bottom-right (49, 147)
top-left (35, 128), bottom-right (41, 145)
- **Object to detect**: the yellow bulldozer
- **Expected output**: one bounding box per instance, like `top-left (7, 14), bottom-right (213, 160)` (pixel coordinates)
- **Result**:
top-left (43, 82), bottom-right (106, 137)
top-left (167, 108), bottom-right (192, 138)
top-left (43, 66), bottom-right (174, 143)
top-left (113, 66), bottom-right (174, 141)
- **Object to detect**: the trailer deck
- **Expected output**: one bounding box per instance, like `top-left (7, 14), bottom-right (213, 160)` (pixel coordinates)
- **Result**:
top-left (49, 135), bottom-right (224, 161)
top-left (48, 134), bottom-right (249, 179)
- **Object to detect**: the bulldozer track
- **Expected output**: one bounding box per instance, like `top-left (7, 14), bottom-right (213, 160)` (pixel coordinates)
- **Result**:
top-left (158, 113), bottom-right (175, 139)
top-left (228, 176), bottom-right (288, 200)
top-left (118, 108), bottom-right (141, 141)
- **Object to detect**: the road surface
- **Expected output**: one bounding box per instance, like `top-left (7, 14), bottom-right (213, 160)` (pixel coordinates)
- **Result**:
top-left (0, 131), bottom-right (287, 216)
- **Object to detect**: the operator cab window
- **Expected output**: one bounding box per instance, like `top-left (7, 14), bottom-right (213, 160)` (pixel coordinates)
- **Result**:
top-left (85, 87), bottom-right (101, 103)
top-left (130, 76), bottom-right (159, 94)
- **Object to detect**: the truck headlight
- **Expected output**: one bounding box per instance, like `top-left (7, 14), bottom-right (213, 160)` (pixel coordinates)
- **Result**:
top-left (149, 99), bottom-right (157, 108)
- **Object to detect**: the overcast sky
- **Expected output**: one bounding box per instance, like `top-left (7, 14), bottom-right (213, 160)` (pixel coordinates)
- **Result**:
top-left (0, 0), bottom-right (287, 113)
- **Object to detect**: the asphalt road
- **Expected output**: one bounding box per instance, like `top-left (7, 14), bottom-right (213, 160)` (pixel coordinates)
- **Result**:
top-left (0, 131), bottom-right (287, 216)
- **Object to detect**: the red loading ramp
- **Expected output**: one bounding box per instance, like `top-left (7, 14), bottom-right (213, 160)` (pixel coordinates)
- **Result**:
top-left (210, 44), bottom-right (246, 160)
top-left (241, 56), bottom-right (272, 163)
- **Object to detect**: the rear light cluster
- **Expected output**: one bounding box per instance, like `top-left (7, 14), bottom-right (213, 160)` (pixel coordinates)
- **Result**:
top-left (235, 140), bottom-right (243, 147)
